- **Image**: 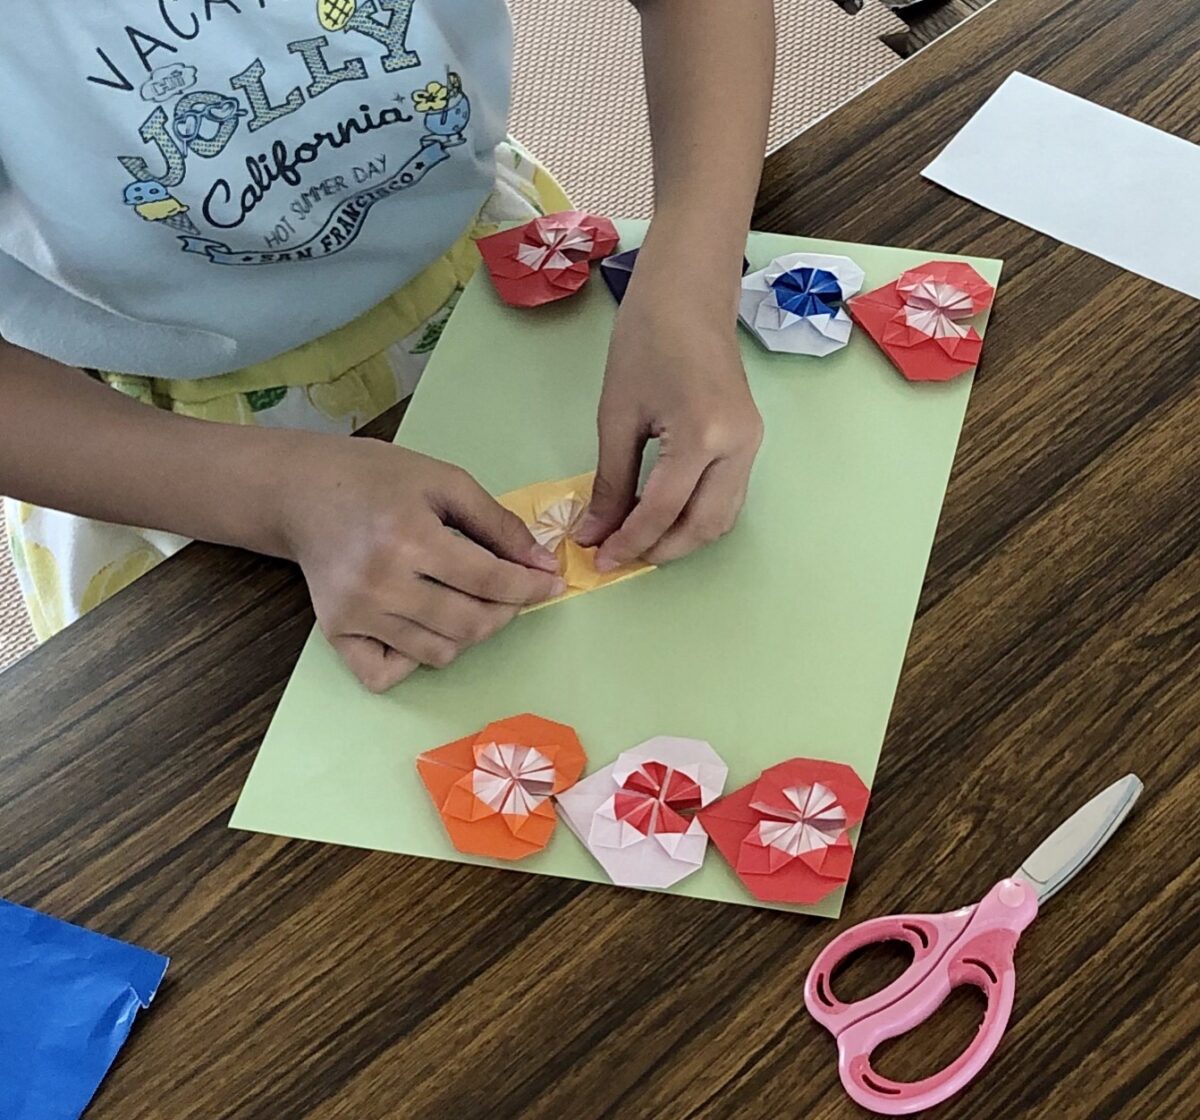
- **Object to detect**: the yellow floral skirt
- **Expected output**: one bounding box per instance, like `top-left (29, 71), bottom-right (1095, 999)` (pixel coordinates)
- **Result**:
top-left (4, 142), bottom-right (570, 640)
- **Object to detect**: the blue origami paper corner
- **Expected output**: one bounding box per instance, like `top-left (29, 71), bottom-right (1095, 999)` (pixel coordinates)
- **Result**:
top-left (0, 899), bottom-right (169, 1120)
top-left (600, 248), bottom-right (750, 303)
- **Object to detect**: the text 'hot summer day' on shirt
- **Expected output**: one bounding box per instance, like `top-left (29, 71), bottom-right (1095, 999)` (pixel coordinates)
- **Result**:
top-left (0, 0), bottom-right (512, 376)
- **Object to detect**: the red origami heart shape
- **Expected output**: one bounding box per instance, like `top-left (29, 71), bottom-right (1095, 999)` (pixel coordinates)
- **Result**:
top-left (698, 757), bottom-right (870, 904)
top-left (476, 211), bottom-right (620, 308)
top-left (847, 260), bottom-right (995, 382)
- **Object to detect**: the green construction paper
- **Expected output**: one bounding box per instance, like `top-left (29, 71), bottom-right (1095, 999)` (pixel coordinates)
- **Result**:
top-left (231, 223), bottom-right (1002, 918)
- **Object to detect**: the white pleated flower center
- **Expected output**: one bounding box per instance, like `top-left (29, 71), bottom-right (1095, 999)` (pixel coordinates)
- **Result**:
top-left (530, 495), bottom-right (586, 551)
top-left (472, 742), bottom-right (555, 814)
top-left (901, 279), bottom-right (974, 339)
top-left (516, 228), bottom-right (595, 272)
top-left (752, 782), bottom-right (846, 856)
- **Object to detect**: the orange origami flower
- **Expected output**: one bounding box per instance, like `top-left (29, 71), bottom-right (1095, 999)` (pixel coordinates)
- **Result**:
top-left (416, 714), bottom-right (587, 860)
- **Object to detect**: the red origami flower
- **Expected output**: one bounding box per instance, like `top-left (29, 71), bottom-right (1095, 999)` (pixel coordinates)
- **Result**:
top-left (613, 760), bottom-right (704, 836)
top-left (555, 735), bottom-right (727, 889)
top-left (698, 758), bottom-right (870, 904)
top-left (476, 210), bottom-right (619, 308)
top-left (847, 260), bottom-right (995, 382)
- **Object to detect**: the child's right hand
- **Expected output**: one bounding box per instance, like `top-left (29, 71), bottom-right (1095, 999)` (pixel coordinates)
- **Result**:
top-left (278, 434), bottom-right (564, 692)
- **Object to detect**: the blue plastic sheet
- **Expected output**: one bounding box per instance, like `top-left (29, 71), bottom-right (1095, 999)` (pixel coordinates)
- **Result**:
top-left (0, 899), bottom-right (169, 1120)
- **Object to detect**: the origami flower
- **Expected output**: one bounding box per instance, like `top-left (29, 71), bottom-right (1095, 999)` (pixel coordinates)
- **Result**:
top-left (497, 472), bottom-right (654, 611)
top-left (529, 494), bottom-right (586, 552)
top-left (847, 260), bottom-right (996, 382)
top-left (476, 211), bottom-right (620, 308)
top-left (471, 742), bottom-right (555, 815)
top-left (601, 248), bottom-right (751, 304)
top-left (740, 780), bottom-right (846, 873)
top-left (417, 714), bottom-right (587, 860)
top-left (610, 761), bottom-right (702, 835)
top-left (412, 81), bottom-right (449, 113)
top-left (739, 252), bottom-right (866, 356)
top-left (516, 227), bottom-right (595, 272)
top-left (556, 736), bottom-right (728, 889)
top-left (698, 758), bottom-right (869, 904)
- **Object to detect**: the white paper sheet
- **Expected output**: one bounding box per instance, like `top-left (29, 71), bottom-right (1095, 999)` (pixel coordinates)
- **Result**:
top-left (923, 73), bottom-right (1200, 300)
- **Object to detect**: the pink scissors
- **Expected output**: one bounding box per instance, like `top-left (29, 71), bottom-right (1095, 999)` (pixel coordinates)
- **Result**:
top-left (805, 774), bottom-right (1142, 1115)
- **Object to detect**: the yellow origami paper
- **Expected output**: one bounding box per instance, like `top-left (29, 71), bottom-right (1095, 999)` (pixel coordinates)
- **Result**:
top-left (497, 472), bottom-right (654, 611)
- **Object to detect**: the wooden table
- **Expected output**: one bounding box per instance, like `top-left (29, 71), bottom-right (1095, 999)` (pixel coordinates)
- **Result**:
top-left (2, 0), bottom-right (1197, 1115)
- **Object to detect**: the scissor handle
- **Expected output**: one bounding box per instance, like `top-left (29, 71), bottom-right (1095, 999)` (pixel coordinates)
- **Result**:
top-left (825, 879), bottom-right (1039, 1115)
top-left (805, 906), bottom-right (977, 1036)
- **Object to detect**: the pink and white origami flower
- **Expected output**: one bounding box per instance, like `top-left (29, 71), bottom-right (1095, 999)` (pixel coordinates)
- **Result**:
top-left (555, 736), bottom-right (728, 889)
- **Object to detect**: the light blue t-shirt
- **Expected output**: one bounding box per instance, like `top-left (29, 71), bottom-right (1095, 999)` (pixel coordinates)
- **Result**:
top-left (0, 0), bottom-right (511, 377)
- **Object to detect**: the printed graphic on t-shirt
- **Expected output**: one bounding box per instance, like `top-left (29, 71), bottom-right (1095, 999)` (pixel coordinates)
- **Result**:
top-left (94, 0), bottom-right (469, 266)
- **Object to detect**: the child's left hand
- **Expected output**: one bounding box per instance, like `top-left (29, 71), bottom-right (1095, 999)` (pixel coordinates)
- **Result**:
top-left (575, 264), bottom-right (763, 569)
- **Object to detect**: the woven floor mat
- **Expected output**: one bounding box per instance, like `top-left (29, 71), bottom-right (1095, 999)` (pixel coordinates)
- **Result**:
top-left (510, 0), bottom-right (905, 217)
top-left (0, 504), bottom-right (35, 672)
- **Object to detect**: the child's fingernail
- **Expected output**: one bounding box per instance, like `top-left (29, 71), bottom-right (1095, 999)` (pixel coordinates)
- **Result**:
top-left (595, 554), bottom-right (619, 573)
top-left (531, 545), bottom-right (559, 570)
top-left (550, 578), bottom-right (567, 596)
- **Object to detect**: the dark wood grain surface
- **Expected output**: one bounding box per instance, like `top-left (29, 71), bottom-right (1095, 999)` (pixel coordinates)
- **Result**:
top-left (887, 0), bottom-right (993, 56)
top-left (2, 0), bottom-right (1198, 1116)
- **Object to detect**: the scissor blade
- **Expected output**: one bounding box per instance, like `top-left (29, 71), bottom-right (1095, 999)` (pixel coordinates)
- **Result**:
top-left (1014, 774), bottom-right (1143, 904)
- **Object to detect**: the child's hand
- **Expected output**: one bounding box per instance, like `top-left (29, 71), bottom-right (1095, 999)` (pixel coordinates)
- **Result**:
top-left (576, 272), bottom-right (763, 568)
top-left (279, 435), bottom-right (564, 691)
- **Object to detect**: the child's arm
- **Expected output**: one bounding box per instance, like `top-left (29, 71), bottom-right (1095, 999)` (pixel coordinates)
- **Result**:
top-left (0, 342), bottom-right (561, 690)
top-left (576, 0), bottom-right (774, 567)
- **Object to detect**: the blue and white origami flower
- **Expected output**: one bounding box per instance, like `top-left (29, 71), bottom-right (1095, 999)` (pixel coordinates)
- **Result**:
top-left (739, 252), bottom-right (867, 356)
